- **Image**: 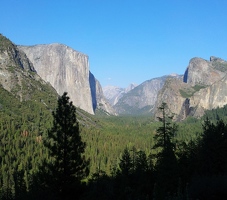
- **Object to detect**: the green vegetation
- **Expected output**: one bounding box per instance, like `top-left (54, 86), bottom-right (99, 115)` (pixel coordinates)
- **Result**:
top-left (179, 88), bottom-right (193, 98)
top-left (212, 61), bottom-right (227, 72)
top-left (152, 103), bottom-right (179, 199)
top-left (0, 86), bottom-right (227, 199)
top-left (180, 84), bottom-right (206, 98)
top-left (40, 92), bottom-right (89, 199)
top-left (0, 34), bottom-right (15, 52)
top-left (193, 84), bottom-right (206, 91)
top-left (1, 32), bottom-right (227, 199)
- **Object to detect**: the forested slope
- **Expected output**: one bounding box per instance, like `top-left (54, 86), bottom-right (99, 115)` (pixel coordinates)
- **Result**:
top-left (1, 88), bottom-right (227, 199)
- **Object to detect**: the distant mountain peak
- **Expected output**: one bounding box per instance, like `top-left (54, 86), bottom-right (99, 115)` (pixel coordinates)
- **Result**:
top-left (103, 83), bottom-right (137, 106)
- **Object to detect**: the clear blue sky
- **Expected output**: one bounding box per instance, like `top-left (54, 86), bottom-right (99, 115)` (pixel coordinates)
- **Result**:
top-left (1, 0), bottom-right (227, 88)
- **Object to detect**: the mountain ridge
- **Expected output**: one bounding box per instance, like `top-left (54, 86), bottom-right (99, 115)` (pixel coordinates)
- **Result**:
top-left (103, 83), bottom-right (137, 106)
top-left (2, 33), bottom-right (227, 120)
top-left (104, 56), bottom-right (227, 119)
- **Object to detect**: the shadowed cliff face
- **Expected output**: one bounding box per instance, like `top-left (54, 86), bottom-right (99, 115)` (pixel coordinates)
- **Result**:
top-left (19, 44), bottom-right (116, 115)
top-left (89, 72), bottom-right (97, 111)
top-left (89, 72), bottom-right (116, 115)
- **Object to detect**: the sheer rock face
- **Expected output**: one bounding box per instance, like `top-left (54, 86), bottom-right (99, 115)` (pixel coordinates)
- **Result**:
top-left (19, 44), bottom-right (115, 115)
top-left (0, 40), bottom-right (36, 94)
top-left (183, 57), bottom-right (226, 86)
top-left (89, 72), bottom-right (116, 115)
top-left (188, 74), bottom-right (227, 116)
top-left (154, 77), bottom-right (195, 120)
top-left (155, 57), bottom-right (227, 120)
top-left (0, 34), bottom-right (57, 101)
top-left (19, 44), bottom-right (95, 114)
top-left (113, 76), bottom-right (171, 115)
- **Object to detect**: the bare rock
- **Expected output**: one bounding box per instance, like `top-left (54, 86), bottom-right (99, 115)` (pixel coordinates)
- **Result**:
top-left (19, 44), bottom-right (94, 114)
top-left (183, 57), bottom-right (226, 86)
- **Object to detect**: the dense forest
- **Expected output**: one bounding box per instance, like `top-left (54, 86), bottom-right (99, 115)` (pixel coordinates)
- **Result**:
top-left (0, 91), bottom-right (227, 199)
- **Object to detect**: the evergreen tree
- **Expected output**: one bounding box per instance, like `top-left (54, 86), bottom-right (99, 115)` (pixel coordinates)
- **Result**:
top-left (153, 102), bottom-right (179, 199)
top-left (135, 150), bottom-right (148, 173)
top-left (154, 102), bottom-right (177, 151)
top-left (44, 92), bottom-right (89, 199)
top-left (119, 147), bottom-right (132, 177)
top-left (198, 118), bottom-right (227, 175)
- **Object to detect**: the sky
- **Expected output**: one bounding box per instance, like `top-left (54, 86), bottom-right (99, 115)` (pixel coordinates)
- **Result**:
top-left (1, 0), bottom-right (227, 88)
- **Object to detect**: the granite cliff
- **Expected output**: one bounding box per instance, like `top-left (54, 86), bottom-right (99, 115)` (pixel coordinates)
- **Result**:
top-left (0, 34), bottom-right (57, 103)
top-left (183, 56), bottom-right (227, 86)
top-left (89, 72), bottom-right (116, 115)
top-left (113, 76), bottom-right (177, 115)
top-left (19, 44), bottom-right (114, 115)
top-left (3, 32), bottom-right (227, 119)
top-left (155, 56), bottom-right (227, 120)
top-left (106, 56), bottom-right (227, 119)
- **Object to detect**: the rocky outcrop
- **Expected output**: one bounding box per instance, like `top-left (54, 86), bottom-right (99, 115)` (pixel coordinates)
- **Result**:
top-left (106, 56), bottom-right (227, 118)
top-left (19, 43), bottom-right (116, 115)
top-left (14, 37), bottom-right (227, 119)
top-left (113, 76), bottom-right (176, 115)
top-left (0, 34), bottom-right (57, 102)
top-left (19, 44), bottom-right (94, 114)
top-left (155, 56), bottom-right (227, 120)
top-left (0, 35), bottom-right (35, 73)
top-left (183, 57), bottom-right (226, 86)
top-left (154, 77), bottom-right (192, 120)
top-left (89, 72), bottom-right (116, 115)
top-left (185, 74), bottom-right (227, 117)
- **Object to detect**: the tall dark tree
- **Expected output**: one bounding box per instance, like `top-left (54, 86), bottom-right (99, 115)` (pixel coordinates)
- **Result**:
top-left (119, 147), bottom-right (133, 177)
top-left (179, 118), bottom-right (227, 199)
top-left (154, 102), bottom-right (177, 151)
top-left (45, 92), bottom-right (89, 199)
top-left (198, 118), bottom-right (227, 175)
top-left (153, 102), bottom-right (179, 199)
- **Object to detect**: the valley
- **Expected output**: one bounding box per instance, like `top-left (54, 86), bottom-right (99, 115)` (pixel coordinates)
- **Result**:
top-left (1, 33), bottom-right (227, 199)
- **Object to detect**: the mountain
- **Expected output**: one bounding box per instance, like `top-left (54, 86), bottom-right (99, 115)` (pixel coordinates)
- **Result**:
top-left (155, 56), bottom-right (227, 120)
top-left (0, 34), bottom-right (58, 103)
top-left (113, 75), bottom-right (182, 115)
top-left (107, 56), bottom-right (227, 119)
top-left (0, 34), bottom-right (107, 129)
top-left (19, 44), bottom-right (114, 115)
top-left (103, 83), bottom-right (137, 106)
top-left (183, 56), bottom-right (227, 86)
top-left (89, 72), bottom-right (116, 115)
top-left (3, 33), bottom-right (227, 120)
top-left (0, 34), bottom-right (59, 121)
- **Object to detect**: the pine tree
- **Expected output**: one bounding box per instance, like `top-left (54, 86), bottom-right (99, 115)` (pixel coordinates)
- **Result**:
top-left (119, 147), bottom-right (132, 177)
top-left (45, 92), bottom-right (89, 199)
top-left (153, 102), bottom-right (179, 199)
top-left (198, 118), bottom-right (227, 175)
top-left (154, 102), bottom-right (177, 151)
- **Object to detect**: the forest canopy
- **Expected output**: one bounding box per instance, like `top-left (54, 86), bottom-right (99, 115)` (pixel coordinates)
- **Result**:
top-left (0, 94), bottom-right (227, 199)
